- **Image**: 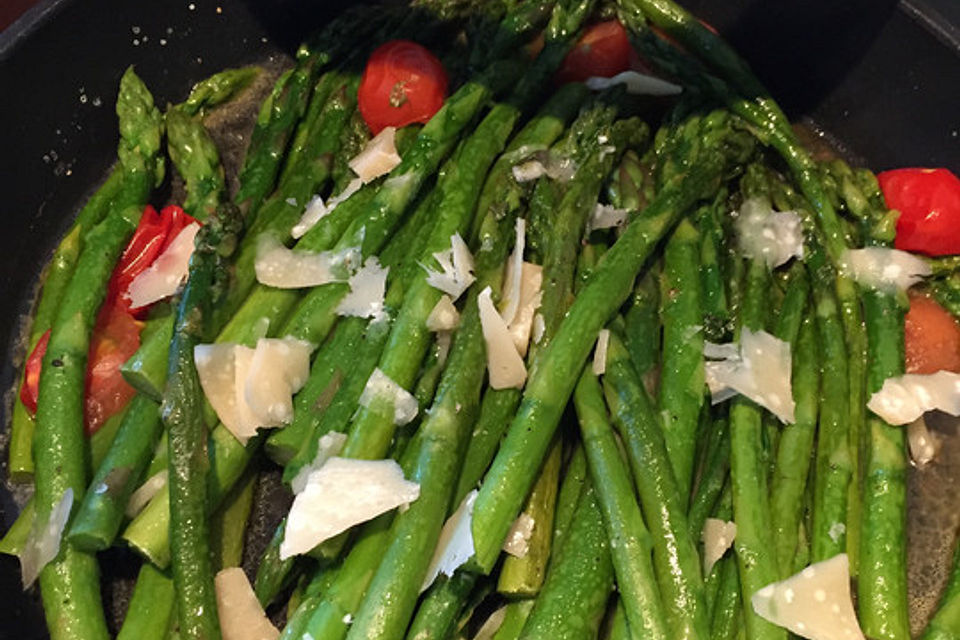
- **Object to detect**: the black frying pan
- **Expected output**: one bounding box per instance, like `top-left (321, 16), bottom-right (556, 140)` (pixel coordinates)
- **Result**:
top-left (1, 1), bottom-right (958, 638)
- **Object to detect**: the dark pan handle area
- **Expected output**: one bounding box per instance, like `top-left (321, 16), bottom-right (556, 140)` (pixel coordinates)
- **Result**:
top-left (0, 0), bottom-right (957, 637)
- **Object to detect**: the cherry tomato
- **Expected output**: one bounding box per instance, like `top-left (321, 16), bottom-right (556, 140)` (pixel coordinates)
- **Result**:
top-left (19, 329), bottom-right (50, 415)
top-left (904, 293), bottom-right (960, 374)
top-left (358, 40), bottom-right (449, 135)
top-left (878, 168), bottom-right (960, 256)
top-left (84, 302), bottom-right (143, 434)
top-left (556, 20), bottom-right (633, 84)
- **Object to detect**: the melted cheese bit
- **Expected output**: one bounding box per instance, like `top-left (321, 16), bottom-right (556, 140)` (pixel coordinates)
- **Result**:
top-left (422, 490), bottom-right (478, 592)
top-left (290, 431), bottom-right (348, 494)
top-left (336, 257), bottom-right (389, 321)
top-left (841, 247), bottom-right (931, 292)
top-left (423, 233), bottom-right (476, 300)
top-left (215, 567), bottom-right (280, 640)
top-left (20, 488), bottom-right (73, 588)
top-left (867, 370), bottom-right (960, 425)
top-left (592, 329), bottom-right (610, 376)
top-left (502, 513), bottom-right (535, 558)
top-left (281, 457), bottom-right (419, 559)
top-left (348, 126), bottom-right (401, 183)
top-left (751, 554), bottom-right (865, 640)
top-left (127, 222), bottom-right (201, 309)
top-left (426, 295), bottom-right (461, 331)
top-left (704, 328), bottom-right (796, 424)
top-left (291, 178), bottom-right (363, 239)
top-left (358, 368), bottom-right (419, 426)
top-left (907, 415), bottom-right (940, 467)
top-left (478, 286), bottom-right (527, 389)
top-left (585, 70), bottom-right (683, 96)
top-left (701, 518), bottom-right (737, 575)
top-left (587, 203), bottom-right (629, 233)
top-left (254, 235), bottom-right (361, 288)
top-left (736, 198), bottom-right (804, 269)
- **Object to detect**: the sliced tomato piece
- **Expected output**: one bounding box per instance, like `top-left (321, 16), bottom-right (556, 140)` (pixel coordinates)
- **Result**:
top-left (84, 302), bottom-right (143, 434)
top-left (904, 293), bottom-right (960, 374)
top-left (358, 40), bottom-right (449, 136)
top-left (879, 167), bottom-right (960, 256)
top-left (19, 329), bottom-right (50, 415)
top-left (556, 20), bottom-right (633, 84)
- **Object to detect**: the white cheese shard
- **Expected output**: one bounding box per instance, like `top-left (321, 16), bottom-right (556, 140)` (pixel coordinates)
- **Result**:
top-left (907, 416), bottom-right (940, 467)
top-left (840, 247), bottom-right (931, 293)
top-left (511, 152), bottom-right (578, 184)
top-left (593, 329), bottom-right (611, 376)
top-left (587, 203), bottom-right (629, 233)
top-left (233, 346), bottom-right (261, 441)
top-left (500, 219), bottom-right (527, 326)
top-left (423, 234), bottom-right (476, 300)
top-left (751, 554), bottom-right (865, 640)
top-left (215, 567), bottom-right (280, 640)
top-left (585, 70), bottom-right (683, 96)
top-left (426, 295), bottom-right (461, 331)
top-left (195, 343), bottom-right (244, 434)
top-left (867, 370), bottom-right (960, 425)
top-left (291, 178), bottom-right (363, 239)
top-left (502, 513), bottom-right (535, 558)
top-left (20, 488), bottom-right (73, 588)
top-left (532, 313), bottom-right (545, 344)
top-left (281, 457), bottom-right (420, 559)
top-left (473, 606), bottom-right (508, 640)
top-left (478, 287), bottom-right (527, 390)
top-left (255, 235), bottom-right (361, 288)
top-left (126, 222), bottom-right (201, 309)
top-left (704, 328), bottom-right (796, 424)
top-left (736, 198), bottom-right (804, 269)
top-left (290, 431), bottom-right (348, 494)
top-left (358, 368), bottom-right (419, 426)
top-left (701, 518), bottom-right (737, 575)
top-left (505, 263), bottom-right (543, 357)
top-left (336, 257), bottom-right (389, 321)
top-left (422, 490), bottom-right (477, 592)
top-left (244, 338), bottom-right (313, 427)
top-left (349, 126), bottom-right (402, 183)
top-left (125, 470), bottom-right (169, 518)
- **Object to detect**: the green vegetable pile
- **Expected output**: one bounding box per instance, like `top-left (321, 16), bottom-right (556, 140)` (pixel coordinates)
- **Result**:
top-left (3, 1), bottom-right (960, 639)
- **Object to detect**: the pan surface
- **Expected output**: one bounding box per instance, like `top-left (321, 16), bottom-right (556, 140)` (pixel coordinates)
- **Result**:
top-left (0, 0), bottom-right (958, 637)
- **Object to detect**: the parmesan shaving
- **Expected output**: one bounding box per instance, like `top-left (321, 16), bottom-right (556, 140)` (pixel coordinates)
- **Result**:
top-left (291, 178), bottom-right (363, 239)
top-left (215, 567), bottom-right (280, 640)
top-left (593, 329), bottom-right (611, 375)
top-left (502, 513), bottom-right (535, 558)
top-left (511, 150), bottom-right (577, 184)
top-left (125, 470), bottom-right (169, 518)
top-left (336, 257), bottom-right (389, 321)
top-left (704, 329), bottom-right (796, 424)
top-left (751, 554), bottom-right (865, 640)
top-left (506, 263), bottom-right (542, 357)
top-left (701, 518), bottom-right (737, 575)
top-left (254, 235), bottom-right (361, 288)
top-left (348, 126), bottom-right (402, 183)
top-left (840, 247), bottom-right (931, 292)
top-left (867, 370), bottom-right (960, 425)
top-left (422, 490), bottom-right (477, 592)
top-left (907, 416), bottom-right (939, 467)
top-left (244, 338), bottom-right (312, 427)
top-left (736, 198), bottom-right (804, 268)
top-left (585, 70), bottom-right (683, 96)
top-left (426, 295), bottom-right (460, 331)
top-left (473, 606), bottom-right (508, 640)
top-left (20, 488), bottom-right (73, 588)
top-left (358, 368), bottom-right (419, 426)
top-left (587, 203), bottom-right (629, 233)
top-left (500, 219), bottom-right (527, 326)
top-left (478, 287), bottom-right (527, 389)
top-left (423, 233), bottom-right (476, 300)
top-left (532, 313), bottom-right (545, 344)
top-left (290, 431), bottom-right (348, 494)
top-left (126, 222), bottom-right (201, 309)
top-left (281, 458), bottom-right (420, 559)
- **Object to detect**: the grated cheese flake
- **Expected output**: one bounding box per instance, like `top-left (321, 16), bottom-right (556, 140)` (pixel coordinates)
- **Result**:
top-left (423, 233), bottom-right (476, 300)
top-left (840, 247), bottom-right (931, 293)
top-left (593, 329), bottom-right (610, 376)
top-left (502, 513), bottom-right (535, 558)
top-left (358, 368), bottom-right (419, 426)
top-left (244, 338), bottom-right (312, 427)
top-left (478, 287), bottom-right (527, 389)
top-left (587, 203), bottom-right (629, 233)
top-left (20, 488), bottom-right (73, 588)
top-left (126, 222), bottom-right (201, 309)
top-left (348, 126), bottom-right (401, 183)
top-left (291, 178), bottom-right (363, 239)
top-left (336, 257), bottom-right (389, 321)
top-left (701, 518), bottom-right (737, 575)
top-left (907, 415), bottom-right (939, 467)
top-left (125, 470), bottom-right (169, 518)
top-left (290, 431), bottom-right (348, 494)
top-left (505, 263), bottom-right (542, 357)
top-left (422, 490), bottom-right (478, 592)
top-left (867, 370), bottom-right (960, 425)
top-left (255, 235), bottom-right (361, 288)
top-left (500, 219), bottom-right (527, 326)
top-left (426, 295), bottom-right (460, 331)
top-left (736, 198), bottom-right (804, 269)
top-left (215, 567), bottom-right (280, 640)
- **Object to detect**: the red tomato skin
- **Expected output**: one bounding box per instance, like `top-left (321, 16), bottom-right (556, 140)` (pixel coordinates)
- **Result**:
top-left (358, 40), bottom-right (449, 135)
top-left (904, 294), bottom-right (960, 374)
top-left (879, 168), bottom-right (960, 256)
top-left (84, 302), bottom-right (143, 434)
top-left (556, 20), bottom-right (633, 84)
top-left (19, 329), bottom-right (50, 415)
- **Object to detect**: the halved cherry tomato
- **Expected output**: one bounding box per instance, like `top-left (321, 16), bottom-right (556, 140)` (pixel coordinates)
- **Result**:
top-left (358, 40), bottom-right (449, 136)
top-left (904, 293), bottom-right (960, 374)
top-left (19, 330), bottom-right (50, 415)
top-left (556, 20), bottom-right (633, 84)
top-left (84, 301), bottom-right (143, 434)
top-left (110, 204), bottom-right (197, 313)
top-left (878, 168), bottom-right (960, 256)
